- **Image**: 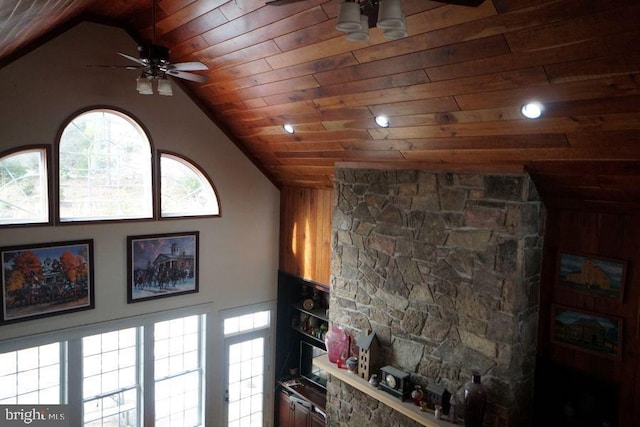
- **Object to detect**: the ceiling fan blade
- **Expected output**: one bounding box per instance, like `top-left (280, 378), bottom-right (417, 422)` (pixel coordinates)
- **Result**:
top-left (167, 70), bottom-right (209, 83)
top-left (88, 64), bottom-right (141, 70)
top-left (169, 61), bottom-right (209, 72)
top-left (117, 52), bottom-right (147, 66)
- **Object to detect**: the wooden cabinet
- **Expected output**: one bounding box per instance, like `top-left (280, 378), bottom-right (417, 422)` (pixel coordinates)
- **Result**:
top-left (284, 271), bottom-right (329, 352)
top-left (275, 271), bottom-right (329, 382)
top-left (275, 271), bottom-right (328, 427)
top-left (277, 389), bottom-right (325, 427)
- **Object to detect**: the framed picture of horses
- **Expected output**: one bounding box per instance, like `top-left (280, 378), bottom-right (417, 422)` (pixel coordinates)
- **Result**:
top-left (1, 239), bottom-right (95, 324)
top-left (127, 231), bottom-right (199, 303)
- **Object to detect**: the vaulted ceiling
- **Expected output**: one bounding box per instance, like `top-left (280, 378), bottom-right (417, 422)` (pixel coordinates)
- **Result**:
top-left (1, 0), bottom-right (640, 208)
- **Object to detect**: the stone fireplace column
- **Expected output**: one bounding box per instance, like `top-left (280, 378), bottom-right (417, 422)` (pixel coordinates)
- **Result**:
top-left (328, 169), bottom-right (545, 427)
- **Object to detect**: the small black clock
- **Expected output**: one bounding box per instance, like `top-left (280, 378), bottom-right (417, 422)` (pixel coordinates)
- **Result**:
top-left (379, 365), bottom-right (411, 400)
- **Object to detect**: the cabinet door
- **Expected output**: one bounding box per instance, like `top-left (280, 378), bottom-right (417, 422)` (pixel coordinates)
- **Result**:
top-left (310, 411), bottom-right (325, 427)
top-left (290, 396), bottom-right (311, 427)
top-left (277, 390), bottom-right (292, 427)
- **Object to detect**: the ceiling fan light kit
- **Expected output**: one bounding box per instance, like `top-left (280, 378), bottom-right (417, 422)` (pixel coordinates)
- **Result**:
top-left (336, 0), bottom-right (408, 41)
top-left (336, 1), bottom-right (364, 32)
top-left (346, 15), bottom-right (371, 41)
top-left (331, 0), bottom-right (487, 41)
top-left (136, 77), bottom-right (153, 95)
top-left (383, 12), bottom-right (407, 39)
top-left (135, 74), bottom-right (173, 96)
top-left (376, 0), bottom-right (403, 29)
top-left (157, 78), bottom-right (173, 96)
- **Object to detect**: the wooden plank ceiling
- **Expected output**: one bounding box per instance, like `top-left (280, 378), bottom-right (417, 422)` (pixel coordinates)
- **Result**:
top-left (1, 0), bottom-right (640, 206)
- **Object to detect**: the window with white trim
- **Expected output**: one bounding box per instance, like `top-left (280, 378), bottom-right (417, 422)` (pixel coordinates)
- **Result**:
top-left (223, 309), bottom-right (272, 427)
top-left (82, 328), bottom-right (140, 427)
top-left (160, 152), bottom-right (220, 218)
top-left (58, 108), bottom-right (153, 222)
top-left (0, 342), bottom-right (64, 404)
top-left (154, 315), bottom-right (205, 426)
top-left (2, 109), bottom-right (222, 226)
top-left (0, 309), bottom-right (207, 426)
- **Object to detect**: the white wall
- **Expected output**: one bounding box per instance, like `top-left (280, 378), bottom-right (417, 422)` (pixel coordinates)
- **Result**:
top-left (0, 21), bottom-right (280, 424)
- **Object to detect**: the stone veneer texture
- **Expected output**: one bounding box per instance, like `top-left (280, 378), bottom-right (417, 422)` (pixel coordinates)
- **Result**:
top-left (328, 169), bottom-right (545, 427)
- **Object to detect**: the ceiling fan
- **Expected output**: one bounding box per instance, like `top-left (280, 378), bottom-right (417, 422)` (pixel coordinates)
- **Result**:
top-left (98, 0), bottom-right (209, 95)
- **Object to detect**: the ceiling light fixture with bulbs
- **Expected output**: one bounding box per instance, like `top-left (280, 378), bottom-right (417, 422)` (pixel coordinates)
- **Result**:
top-left (336, 0), bottom-right (408, 41)
top-left (136, 74), bottom-right (173, 96)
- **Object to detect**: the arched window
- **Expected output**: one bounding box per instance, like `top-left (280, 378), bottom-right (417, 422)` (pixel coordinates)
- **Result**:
top-left (0, 147), bottom-right (50, 225)
top-left (1, 108), bottom-right (221, 226)
top-left (160, 152), bottom-right (220, 218)
top-left (58, 108), bottom-right (153, 222)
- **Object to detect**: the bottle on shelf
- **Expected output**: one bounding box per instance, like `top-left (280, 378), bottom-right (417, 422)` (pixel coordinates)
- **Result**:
top-left (463, 371), bottom-right (487, 427)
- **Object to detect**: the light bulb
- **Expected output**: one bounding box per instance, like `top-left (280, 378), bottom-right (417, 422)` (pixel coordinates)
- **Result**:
top-left (521, 102), bottom-right (543, 119)
top-left (375, 116), bottom-right (390, 128)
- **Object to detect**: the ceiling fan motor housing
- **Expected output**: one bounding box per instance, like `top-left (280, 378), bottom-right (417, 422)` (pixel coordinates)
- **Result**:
top-left (138, 44), bottom-right (170, 62)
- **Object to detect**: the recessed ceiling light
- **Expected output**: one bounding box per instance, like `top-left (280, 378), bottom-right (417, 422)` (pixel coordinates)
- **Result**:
top-left (521, 102), bottom-right (543, 119)
top-left (283, 124), bottom-right (295, 134)
top-left (375, 116), bottom-right (390, 128)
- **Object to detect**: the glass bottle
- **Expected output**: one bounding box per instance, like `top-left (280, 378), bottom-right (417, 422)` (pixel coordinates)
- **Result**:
top-left (464, 371), bottom-right (487, 427)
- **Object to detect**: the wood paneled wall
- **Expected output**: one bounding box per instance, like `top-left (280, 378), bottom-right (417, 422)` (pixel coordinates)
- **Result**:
top-left (537, 207), bottom-right (640, 425)
top-left (279, 186), bottom-right (333, 285)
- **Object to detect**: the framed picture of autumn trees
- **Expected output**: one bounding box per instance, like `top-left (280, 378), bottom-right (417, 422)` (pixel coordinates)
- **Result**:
top-left (1, 240), bottom-right (94, 324)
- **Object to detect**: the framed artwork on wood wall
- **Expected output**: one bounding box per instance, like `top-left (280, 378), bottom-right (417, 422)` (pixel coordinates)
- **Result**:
top-left (127, 231), bottom-right (199, 303)
top-left (557, 251), bottom-right (626, 301)
top-left (551, 304), bottom-right (622, 360)
top-left (0, 239), bottom-right (95, 324)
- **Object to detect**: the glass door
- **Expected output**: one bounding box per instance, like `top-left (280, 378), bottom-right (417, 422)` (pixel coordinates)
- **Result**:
top-left (222, 309), bottom-right (272, 427)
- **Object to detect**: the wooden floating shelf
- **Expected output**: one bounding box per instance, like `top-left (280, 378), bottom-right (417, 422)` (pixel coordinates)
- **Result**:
top-left (316, 355), bottom-right (461, 427)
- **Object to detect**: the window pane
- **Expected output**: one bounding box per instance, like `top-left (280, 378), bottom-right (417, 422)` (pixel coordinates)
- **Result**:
top-left (155, 372), bottom-right (201, 427)
top-left (59, 109), bottom-right (152, 221)
top-left (83, 388), bottom-right (137, 427)
top-left (0, 148), bottom-right (48, 225)
top-left (0, 343), bottom-right (62, 404)
top-left (160, 153), bottom-right (219, 218)
top-left (224, 310), bottom-right (270, 336)
top-left (82, 327), bottom-right (139, 395)
top-left (82, 326), bottom-right (139, 426)
top-left (227, 337), bottom-right (264, 427)
top-left (154, 315), bottom-right (204, 426)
